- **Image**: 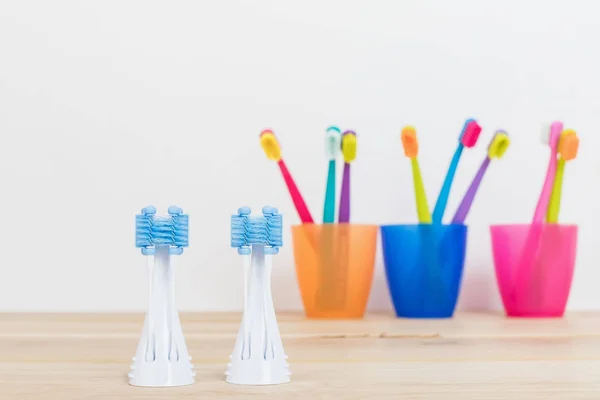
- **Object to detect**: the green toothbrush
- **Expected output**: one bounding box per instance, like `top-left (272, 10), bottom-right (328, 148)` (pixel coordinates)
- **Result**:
top-left (323, 126), bottom-right (341, 223)
top-left (546, 129), bottom-right (579, 223)
top-left (401, 126), bottom-right (431, 223)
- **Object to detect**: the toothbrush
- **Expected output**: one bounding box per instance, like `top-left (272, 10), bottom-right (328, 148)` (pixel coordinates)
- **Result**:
top-left (512, 122), bottom-right (562, 302)
top-left (451, 130), bottom-right (510, 224)
top-left (323, 126), bottom-right (341, 223)
top-left (531, 122), bottom-right (563, 224)
top-left (400, 126), bottom-right (450, 307)
top-left (319, 130), bottom-right (357, 309)
top-left (131, 205), bottom-right (194, 387)
top-left (401, 126), bottom-right (431, 223)
top-left (546, 129), bottom-right (579, 223)
top-left (432, 119), bottom-right (482, 224)
top-left (338, 130), bottom-right (357, 223)
top-left (227, 206), bottom-right (291, 385)
top-left (260, 130), bottom-right (314, 224)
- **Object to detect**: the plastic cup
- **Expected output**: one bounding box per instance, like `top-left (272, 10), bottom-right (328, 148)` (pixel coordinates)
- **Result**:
top-left (291, 224), bottom-right (378, 318)
top-left (380, 224), bottom-right (468, 318)
top-left (490, 224), bottom-right (578, 317)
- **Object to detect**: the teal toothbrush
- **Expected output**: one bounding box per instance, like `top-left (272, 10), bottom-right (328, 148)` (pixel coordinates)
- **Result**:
top-left (323, 126), bottom-right (341, 223)
top-left (432, 119), bottom-right (482, 224)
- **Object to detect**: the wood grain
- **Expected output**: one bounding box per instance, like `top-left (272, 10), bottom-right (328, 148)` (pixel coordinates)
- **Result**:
top-left (1, 312), bottom-right (600, 399)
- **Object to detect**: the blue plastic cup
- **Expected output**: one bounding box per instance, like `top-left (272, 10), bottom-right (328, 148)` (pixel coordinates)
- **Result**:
top-left (380, 224), bottom-right (468, 318)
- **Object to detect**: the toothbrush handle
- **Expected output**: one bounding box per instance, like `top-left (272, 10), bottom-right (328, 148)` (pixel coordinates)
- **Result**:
top-left (242, 253), bottom-right (251, 360)
top-left (411, 157), bottom-right (431, 224)
top-left (278, 160), bottom-right (314, 224)
top-left (168, 255), bottom-right (178, 361)
top-left (323, 160), bottom-right (336, 223)
top-left (145, 256), bottom-right (154, 362)
top-left (451, 157), bottom-right (491, 224)
top-left (432, 145), bottom-right (463, 224)
top-left (338, 163), bottom-right (351, 223)
top-left (532, 128), bottom-right (561, 224)
top-left (546, 158), bottom-right (566, 223)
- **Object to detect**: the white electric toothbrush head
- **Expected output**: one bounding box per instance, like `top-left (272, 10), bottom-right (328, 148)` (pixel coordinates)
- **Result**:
top-left (227, 205), bottom-right (290, 385)
top-left (130, 205), bottom-right (195, 387)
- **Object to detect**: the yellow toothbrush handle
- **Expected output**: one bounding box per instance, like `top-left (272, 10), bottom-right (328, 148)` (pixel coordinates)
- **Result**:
top-left (546, 158), bottom-right (566, 223)
top-left (411, 157), bottom-right (432, 224)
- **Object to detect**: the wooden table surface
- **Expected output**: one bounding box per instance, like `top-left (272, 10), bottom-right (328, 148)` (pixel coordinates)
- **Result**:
top-left (1, 312), bottom-right (600, 399)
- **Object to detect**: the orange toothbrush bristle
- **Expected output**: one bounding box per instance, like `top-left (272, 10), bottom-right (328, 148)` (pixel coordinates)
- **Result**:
top-left (401, 126), bottom-right (419, 158)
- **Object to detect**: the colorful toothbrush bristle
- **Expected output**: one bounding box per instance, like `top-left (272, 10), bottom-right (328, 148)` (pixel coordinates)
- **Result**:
top-left (341, 130), bottom-right (357, 163)
top-left (401, 126), bottom-right (418, 158)
top-left (460, 120), bottom-right (482, 148)
top-left (260, 129), bottom-right (282, 161)
top-left (325, 126), bottom-right (342, 160)
top-left (488, 130), bottom-right (510, 159)
top-left (559, 130), bottom-right (579, 161)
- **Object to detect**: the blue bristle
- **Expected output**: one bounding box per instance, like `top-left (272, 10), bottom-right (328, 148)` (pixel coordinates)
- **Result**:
top-left (231, 206), bottom-right (283, 251)
top-left (172, 215), bottom-right (189, 247)
top-left (135, 215), bottom-right (153, 248)
top-left (135, 207), bottom-right (189, 254)
top-left (231, 214), bottom-right (248, 247)
top-left (265, 213), bottom-right (283, 247)
top-left (246, 217), bottom-right (268, 244)
top-left (152, 217), bottom-right (173, 246)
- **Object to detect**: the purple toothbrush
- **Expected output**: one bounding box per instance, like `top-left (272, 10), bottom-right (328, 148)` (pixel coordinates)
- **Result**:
top-left (338, 130), bottom-right (357, 223)
top-left (451, 130), bottom-right (510, 224)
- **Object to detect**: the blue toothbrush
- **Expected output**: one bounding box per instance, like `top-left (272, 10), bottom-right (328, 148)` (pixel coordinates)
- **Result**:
top-left (323, 126), bottom-right (341, 223)
top-left (432, 119), bottom-right (482, 224)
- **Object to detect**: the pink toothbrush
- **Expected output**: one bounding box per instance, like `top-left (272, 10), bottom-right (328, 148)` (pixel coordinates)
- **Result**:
top-left (512, 122), bottom-right (562, 302)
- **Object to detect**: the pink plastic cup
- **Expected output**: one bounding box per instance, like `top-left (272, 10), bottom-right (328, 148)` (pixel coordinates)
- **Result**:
top-left (490, 224), bottom-right (578, 317)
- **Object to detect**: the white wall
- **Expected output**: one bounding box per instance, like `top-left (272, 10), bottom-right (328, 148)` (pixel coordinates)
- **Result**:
top-left (0, 0), bottom-right (598, 312)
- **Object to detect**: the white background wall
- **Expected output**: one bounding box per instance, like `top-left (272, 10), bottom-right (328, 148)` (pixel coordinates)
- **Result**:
top-left (0, 0), bottom-right (598, 312)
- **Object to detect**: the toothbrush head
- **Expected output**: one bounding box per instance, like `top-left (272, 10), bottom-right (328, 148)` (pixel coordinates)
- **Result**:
top-left (401, 126), bottom-right (418, 158)
top-left (260, 129), bottom-right (282, 162)
top-left (459, 119), bottom-right (482, 148)
top-left (135, 205), bottom-right (188, 255)
top-left (558, 129), bottom-right (579, 161)
top-left (341, 130), bottom-right (357, 163)
top-left (231, 206), bottom-right (282, 253)
top-left (459, 119), bottom-right (481, 148)
top-left (325, 126), bottom-right (342, 160)
top-left (487, 130), bottom-right (510, 159)
top-left (541, 121), bottom-right (563, 149)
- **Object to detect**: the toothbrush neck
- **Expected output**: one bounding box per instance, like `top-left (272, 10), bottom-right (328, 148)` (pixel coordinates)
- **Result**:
top-left (154, 245), bottom-right (171, 278)
top-left (251, 244), bottom-right (265, 264)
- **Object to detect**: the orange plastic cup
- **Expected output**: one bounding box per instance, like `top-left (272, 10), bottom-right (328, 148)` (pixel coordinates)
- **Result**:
top-left (291, 224), bottom-right (378, 318)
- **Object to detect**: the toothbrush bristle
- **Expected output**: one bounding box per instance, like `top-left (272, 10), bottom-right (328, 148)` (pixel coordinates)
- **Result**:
top-left (559, 132), bottom-right (579, 161)
top-left (135, 214), bottom-right (153, 248)
top-left (325, 126), bottom-right (342, 160)
top-left (260, 129), bottom-right (282, 161)
top-left (460, 120), bottom-right (482, 148)
top-left (231, 206), bottom-right (283, 248)
top-left (540, 123), bottom-right (551, 145)
top-left (172, 214), bottom-right (189, 248)
top-left (487, 130), bottom-right (510, 159)
top-left (401, 126), bottom-right (418, 158)
top-left (341, 130), bottom-right (357, 163)
top-left (135, 206), bottom-right (189, 254)
top-left (230, 214), bottom-right (248, 248)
